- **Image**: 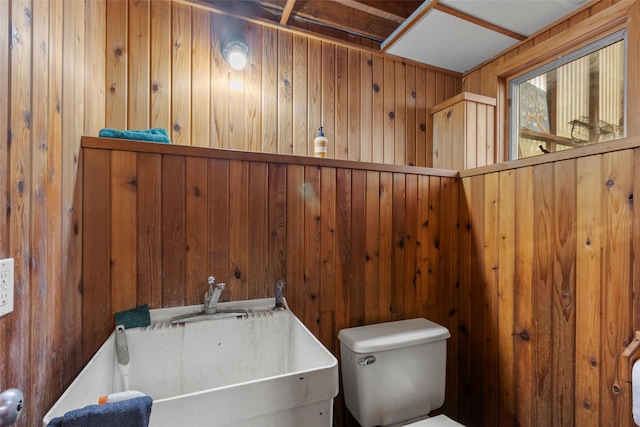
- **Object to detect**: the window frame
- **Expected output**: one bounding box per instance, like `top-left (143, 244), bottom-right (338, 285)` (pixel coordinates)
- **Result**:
top-left (508, 29), bottom-right (628, 160)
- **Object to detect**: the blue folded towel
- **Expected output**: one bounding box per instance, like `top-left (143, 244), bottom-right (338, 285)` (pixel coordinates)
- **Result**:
top-left (47, 396), bottom-right (153, 427)
top-left (99, 128), bottom-right (171, 144)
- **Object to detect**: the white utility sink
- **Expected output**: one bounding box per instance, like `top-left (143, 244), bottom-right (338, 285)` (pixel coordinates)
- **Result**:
top-left (43, 298), bottom-right (339, 426)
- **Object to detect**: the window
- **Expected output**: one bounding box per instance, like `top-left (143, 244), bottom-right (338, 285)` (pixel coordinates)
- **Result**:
top-left (509, 30), bottom-right (626, 159)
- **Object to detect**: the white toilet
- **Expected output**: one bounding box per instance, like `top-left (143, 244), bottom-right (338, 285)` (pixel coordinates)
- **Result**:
top-left (338, 318), bottom-right (463, 427)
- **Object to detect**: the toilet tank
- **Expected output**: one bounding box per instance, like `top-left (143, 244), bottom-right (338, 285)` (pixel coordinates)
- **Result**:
top-left (338, 318), bottom-right (451, 427)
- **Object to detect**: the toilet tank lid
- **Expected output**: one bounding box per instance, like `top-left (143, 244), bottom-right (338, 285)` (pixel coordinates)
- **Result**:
top-left (338, 318), bottom-right (451, 353)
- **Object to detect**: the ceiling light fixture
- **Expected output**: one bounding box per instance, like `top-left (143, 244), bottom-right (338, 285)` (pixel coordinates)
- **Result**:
top-left (222, 34), bottom-right (249, 71)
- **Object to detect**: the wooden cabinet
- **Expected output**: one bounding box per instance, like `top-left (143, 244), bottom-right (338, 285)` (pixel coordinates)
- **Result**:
top-left (430, 92), bottom-right (497, 170)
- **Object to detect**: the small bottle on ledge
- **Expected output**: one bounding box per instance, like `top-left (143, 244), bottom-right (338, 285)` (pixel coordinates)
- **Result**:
top-left (314, 127), bottom-right (327, 158)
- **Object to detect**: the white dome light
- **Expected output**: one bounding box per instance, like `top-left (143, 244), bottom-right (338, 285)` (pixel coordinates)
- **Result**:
top-left (223, 36), bottom-right (249, 71)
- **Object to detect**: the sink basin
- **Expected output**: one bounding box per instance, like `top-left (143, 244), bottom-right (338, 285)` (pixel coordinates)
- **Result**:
top-left (43, 298), bottom-right (339, 426)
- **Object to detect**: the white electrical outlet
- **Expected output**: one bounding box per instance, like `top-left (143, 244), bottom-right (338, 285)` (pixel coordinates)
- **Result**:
top-left (0, 258), bottom-right (14, 316)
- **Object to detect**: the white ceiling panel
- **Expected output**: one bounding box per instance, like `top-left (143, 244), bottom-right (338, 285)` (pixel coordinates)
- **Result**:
top-left (383, 9), bottom-right (519, 73)
top-left (381, 0), bottom-right (590, 73)
top-left (440, 0), bottom-right (590, 36)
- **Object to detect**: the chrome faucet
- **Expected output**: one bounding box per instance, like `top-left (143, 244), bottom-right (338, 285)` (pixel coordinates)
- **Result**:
top-left (273, 280), bottom-right (286, 311)
top-left (204, 276), bottom-right (225, 314)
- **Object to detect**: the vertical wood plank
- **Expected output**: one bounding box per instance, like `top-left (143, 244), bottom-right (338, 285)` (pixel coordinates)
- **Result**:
top-left (335, 168), bottom-right (352, 343)
top-left (277, 31), bottom-right (293, 155)
top-left (533, 162), bottom-right (554, 426)
top-left (208, 159), bottom-right (229, 287)
top-left (427, 176), bottom-right (441, 319)
top-left (405, 65), bottom-right (416, 166)
top-left (292, 34), bottom-right (308, 156)
top-left (416, 175), bottom-right (430, 303)
top-left (372, 54), bottom-right (384, 164)
top-left (391, 173), bottom-right (406, 318)
top-left (228, 160), bottom-right (249, 300)
top-left (267, 163), bottom-right (287, 287)
top-left (245, 23), bottom-right (262, 152)
top-left (320, 167), bottom-right (336, 317)
top-left (552, 159), bottom-right (577, 425)
top-left (468, 174), bottom-right (485, 423)
top-left (128, 0), bottom-right (150, 129)
top-left (307, 39), bottom-right (322, 157)
top-left (161, 155), bottom-right (186, 306)
top-left (64, 0), bottom-right (86, 394)
top-left (30, 0), bottom-right (50, 413)
top-left (438, 177), bottom-right (452, 325)
top-left (334, 46), bottom-right (349, 160)
top-left (364, 171), bottom-right (380, 323)
top-left (403, 174), bottom-right (418, 319)
top-left (425, 70), bottom-right (437, 167)
top-left (229, 59), bottom-right (246, 149)
top-left (110, 151), bottom-right (138, 313)
top-left (457, 177), bottom-right (473, 424)
top-left (476, 103), bottom-right (488, 167)
top-left (322, 42), bottom-right (337, 159)
top-left (360, 52), bottom-right (373, 163)
top-left (348, 49), bottom-right (361, 161)
top-left (394, 62), bottom-right (406, 166)
top-left (82, 149), bottom-right (111, 360)
top-left (514, 166), bottom-right (535, 427)
top-left (483, 172), bottom-right (500, 425)
top-left (602, 150), bottom-right (633, 425)
top-left (304, 165), bottom-right (321, 336)
top-left (486, 104), bottom-right (496, 165)
top-left (185, 157), bottom-right (208, 304)
top-left (84, 0), bottom-right (106, 136)
top-left (575, 155), bottom-right (602, 426)
top-left (415, 68), bottom-right (427, 167)
top-left (378, 172), bottom-right (393, 322)
top-left (136, 153), bottom-right (162, 308)
top-left (210, 13), bottom-right (228, 148)
top-left (498, 170), bottom-right (516, 426)
top-left (262, 27), bottom-right (278, 153)
top-left (466, 102), bottom-right (478, 169)
top-left (350, 170), bottom-right (366, 326)
top-left (171, 2), bottom-right (191, 144)
top-left (106, 0), bottom-right (127, 128)
top-left (445, 176), bottom-right (460, 417)
top-left (248, 162), bottom-right (268, 298)
top-left (383, 58), bottom-right (395, 164)
top-left (150, 0), bottom-right (171, 131)
top-left (47, 0), bottom-right (66, 401)
top-left (191, 7), bottom-right (211, 147)
top-left (286, 165), bottom-right (305, 314)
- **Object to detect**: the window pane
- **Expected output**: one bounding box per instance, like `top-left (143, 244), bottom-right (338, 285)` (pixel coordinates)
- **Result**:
top-left (514, 39), bottom-right (625, 159)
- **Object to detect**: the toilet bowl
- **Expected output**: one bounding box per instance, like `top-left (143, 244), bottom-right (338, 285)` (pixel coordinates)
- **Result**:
top-left (338, 318), bottom-right (463, 427)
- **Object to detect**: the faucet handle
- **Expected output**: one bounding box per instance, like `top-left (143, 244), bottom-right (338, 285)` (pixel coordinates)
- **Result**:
top-left (273, 280), bottom-right (286, 311)
top-left (208, 276), bottom-right (215, 286)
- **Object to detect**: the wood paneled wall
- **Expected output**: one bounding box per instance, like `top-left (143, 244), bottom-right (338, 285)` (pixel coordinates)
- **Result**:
top-left (0, 0), bottom-right (460, 425)
top-left (457, 141), bottom-right (640, 426)
top-left (101, 0), bottom-right (461, 164)
top-left (80, 136), bottom-right (460, 426)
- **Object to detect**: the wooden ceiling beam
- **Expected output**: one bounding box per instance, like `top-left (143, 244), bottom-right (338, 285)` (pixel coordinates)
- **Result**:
top-left (332, 0), bottom-right (404, 24)
top-left (289, 1), bottom-right (399, 41)
top-left (280, 0), bottom-right (297, 25)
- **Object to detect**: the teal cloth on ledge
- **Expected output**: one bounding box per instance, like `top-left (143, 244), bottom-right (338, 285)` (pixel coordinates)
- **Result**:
top-left (99, 127), bottom-right (171, 144)
top-left (115, 304), bottom-right (151, 329)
